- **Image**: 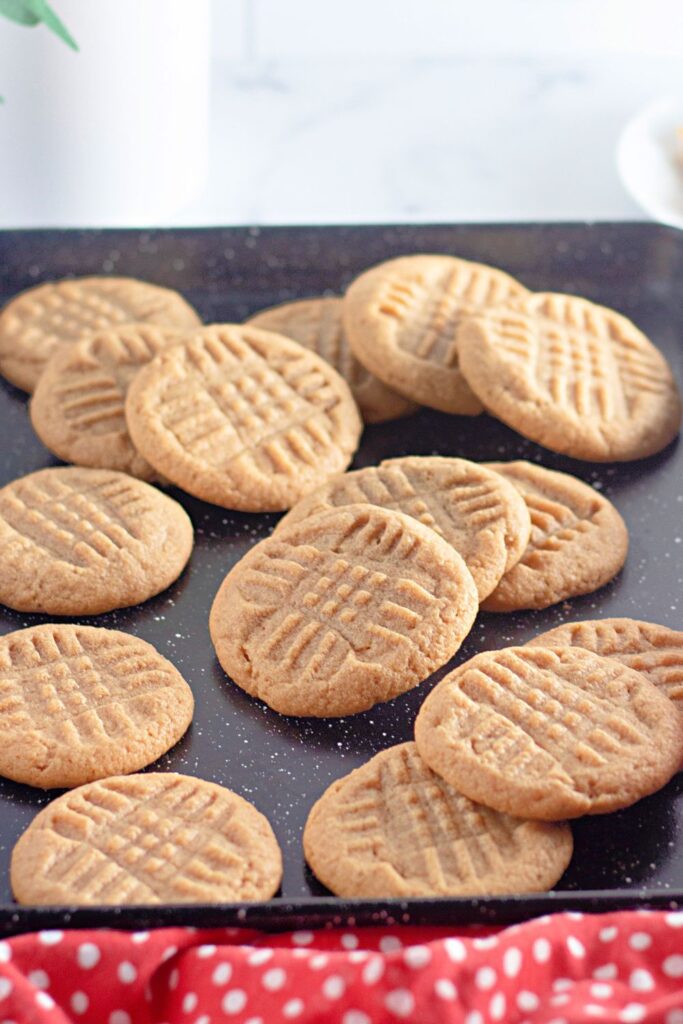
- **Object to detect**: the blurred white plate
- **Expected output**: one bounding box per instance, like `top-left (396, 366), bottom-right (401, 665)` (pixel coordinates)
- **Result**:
top-left (617, 96), bottom-right (683, 229)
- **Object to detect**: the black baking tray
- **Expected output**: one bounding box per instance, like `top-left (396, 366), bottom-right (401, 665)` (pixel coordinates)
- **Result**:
top-left (0, 222), bottom-right (682, 937)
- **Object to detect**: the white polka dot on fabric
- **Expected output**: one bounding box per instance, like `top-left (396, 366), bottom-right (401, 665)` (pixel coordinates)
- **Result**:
top-left (593, 964), bottom-right (618, 980)
top-left (322, 975), bottom-right (345, 1000)
top-left (169, 969), bottom-right (180, 990)
top-left (503, 947), bottom-right (522, 978)
top-left (666, 913), bottom-right (683, 928)
top-left (591, 983), bottom-right (613, 999)
top-left (0, 944), bottom-right (10, 964)
top-left (434, 979), bottom-right (457, 1001)
top-left (489, 992), bottom-right (506, 1021)
top-left (385, 989), bottom-right (415, 1018)
top-left (475, 966), bottom-right (496, 991)
top-left (472, 936), bottom-right (498, 950)
top-left (118, 961), bottom-right (136, 984)
top-left (533, 938), bottom-right (551, 963)
top-left (292, 931), bottom-right (314, 946)
top-left (309, 954), bottom-right (329, 970)
top-left (599, 927), bottom-right (618, 943)
top-left (291, 950), bottom-right (310, 961)
top-left (585, 1006), bottom-right (607, 1017)
top-left (666, 1011), bottom-right (683, 1024)
top-left (567, 936), bottom-right (586, 959)
top-left (212, 963), bottom-right (232, 986)
top-left (552, 994), bottom-right (570, 1007)
top-left (403, 945), bottom-right (431, 968)
top-left (553, 979), bottom-right (573, 991)
top-left (182, 993), bottom-right (198, 1013)
top-left (36, 992), bottom-right (55, 1010)
top-left (70, 991), bottom-right (88, 1015)
top-left (629, 969), bottom-right (655, 992)
top-left (379, 935), bottom-right (402, 953)
top-left (465, 1011), bottom-right (483, 1024)
top-left (566, 912), bottom-right (584, 921)
top-left (194, 1017), bottom-right (211, 1024)
top-left (130, 932), bottom-right (149, 944)
top-left (28, 970), bottom-right (49, 990)
top-left (547, 1018), bottom-right (569, 1024)
top-left (663, 955), bottom-right (683, 978)
top-left (348, 952), bottom-right (369, 964)
top-left (243, 1018), bottom-right (264, 1024)
top-left (342, 1013), bottom-right (371, 1024)
top-left (196, 944), bottom-right (217, 958)
top-left (248, 948), bottom-right (273, 966)
top-left (0, 979), bottom-right (12, 1000)
top-left (362, 957), bottom-right (384, 985)
top-left (222, 990), bottom-right (247, 1015)
top-left (444, 937), bottom-right (466, 962)
top-left (109, 1013), bottom-right (131, 1024)
top-left (283, 999), bottom-right (304, 1019)
top-left (341, 934), bottom-right (359, 950)
top-left (262, 968), bottom-right (286, 991)
top-left (161, 946), bottom-right (178, 962)
top-left (77, 943), bottom-right (101, 969)
top-left (628, 932), bottom-right (652, 951)
top-left (517, 991), bottom-right (540, 1011)
top-left (38, 931), bottom-right (63, 946)
top-left (619, 1005), bottom-right (646, 1023)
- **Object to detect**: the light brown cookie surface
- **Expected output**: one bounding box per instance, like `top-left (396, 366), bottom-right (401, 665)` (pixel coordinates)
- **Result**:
top-left (304, 742), bottom-right (573, 898)
top-left (415, 645), bottom-right (683, 820)
top-left (0, 277), bottom-right (201, 393)
top-left (11, 772), bottom-right (282, 905)
top-left (0, 624), bottom-right (194, 789)
top-left (528, 618), bottom-right (683, 710)
top-left (126, 324), bottom-right (363, 512)
top-left (210, 504), bottom-right (479, 717)
top-left (343, 254), bottom-right (529, 415)
top-left (247, 297), bottom-right (416, 423)
top-left (278, 456), bottom-right (531, 600)
top-left (0, 467), bottom-right (193, 615)
top-left (481, 461), bottom-right (628, 612)
top-left (30, 324), bottom-right (184, 480)
top-left (458, 293), bottom-right (682, 461)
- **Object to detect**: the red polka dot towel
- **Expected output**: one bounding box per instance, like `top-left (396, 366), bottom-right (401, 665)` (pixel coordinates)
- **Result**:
top-left (0, 911), bottom-right (681, 1023)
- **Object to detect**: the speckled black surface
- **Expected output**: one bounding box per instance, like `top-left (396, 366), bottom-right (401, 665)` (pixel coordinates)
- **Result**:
top-left (0, 222), bottom-right (682, 933)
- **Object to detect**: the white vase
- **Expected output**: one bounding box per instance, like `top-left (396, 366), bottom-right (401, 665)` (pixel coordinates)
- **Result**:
top-left (0, 0), bottom-right (211, 227)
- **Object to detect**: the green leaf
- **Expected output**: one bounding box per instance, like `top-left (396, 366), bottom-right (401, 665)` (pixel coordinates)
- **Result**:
top-left (24, 0), bottom-right (78, 49)
top-left (0, 1), bottom-right (40, 25)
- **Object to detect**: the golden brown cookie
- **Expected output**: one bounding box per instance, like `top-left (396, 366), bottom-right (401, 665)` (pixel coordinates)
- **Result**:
top-left (343, 254), bottom-right (529, 415)
top-left (415, 645), bottom-right (683, 820)
top-left (0, 624), bottom-right (194, 789)
top-left (528, 618), bottom-right (683, 712)
top-left (304, 742), bottom-right (573, 898)
top-left (0, 467), bottom-right (193, 615)
top-left (30, 324), bottom-right (184, 480)
top-left (458, 293), bottom-right (682, 461)
top-left (277, 456), bottom-right (531, 600)
top-left (481, 461), bottom-right (628, 612)
top-left (125, 324), bottom-right (363, 512)
top-left (247, 297), bottom-right (416, 423)
top-left (210, 504), bottom-right (478, 717)
top-left (0, 277), bottom-right (201, 393)
top-left (11, 772), bottom-right (282, 905)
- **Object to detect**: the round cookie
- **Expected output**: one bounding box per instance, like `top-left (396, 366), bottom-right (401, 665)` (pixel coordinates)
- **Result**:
top-left (126, 324), bottom-right (363, 512)
top-left (0, 624), bottom-right (194, 789)
top-left (528, 618), bottom-right (683, 712)
top-left (0, 466), bottom-right (193, 615)
top-left (304, 742), bottom-right (573, 898)
top-left (343, 254), bottom-right (529, 415)
top-left (458, 292), bottom-right (682, 461)
top-left (11, 772), bottom-right (282, 905)
top-left (247, 296), bottom-right (416, 424)
top-left (277, 456), bottom-right (532, 601)
top-left (481, 461), bottom-right (628, 612)
top-left (0, 277), bottom-right (201, 393)
top-left (210, 504), bottom-right (479, 717)
top-left (30, 324), bottom-right (184, 480)
top-left (415, 645), bottom-right (683, 820)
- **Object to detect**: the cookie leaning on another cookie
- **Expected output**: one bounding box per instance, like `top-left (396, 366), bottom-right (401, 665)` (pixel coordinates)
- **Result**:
top-left (415, 645), bottom-right (683, 820)
top-left (481, 461), bottom-right (628, 612)
top-left (0, 467), bottom-right (193, 615)
top-left (30, 323), bottom-right (184, 480)
top-left (126, 324), bottom-right (363, 512)
top-left (304, 742), bottom-right (573, 898)
top-left (0, 276), bottom-right (201, 393)
top-left (458, 293), bottom-right (682, 461)
top-left (343, 254), bottom-right (529, 415)
top-left (277, 456), bottom-right (532, 601)
top-left (11, 773), bottom-right (282, 905)
top-left (0, 624), bottom-right (194, 789)
top-left (247, 297), bottom-right (416, 424)
top-left (210, 503), bottom-right (479, 717)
